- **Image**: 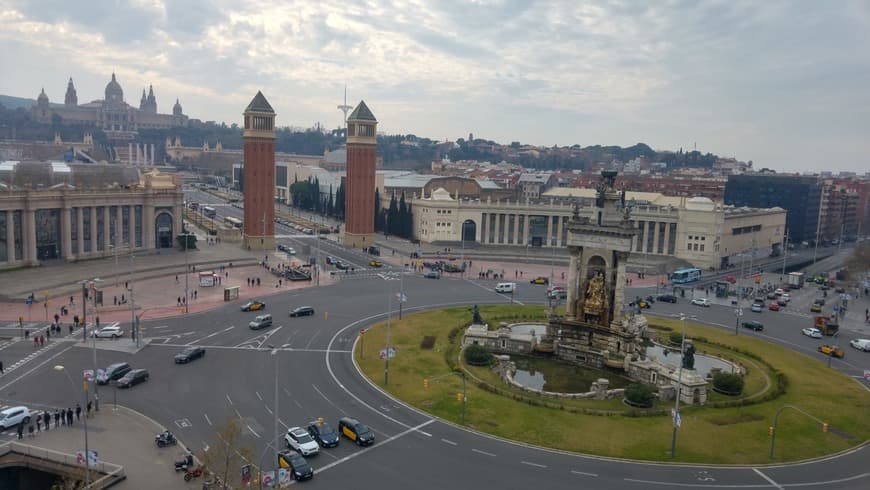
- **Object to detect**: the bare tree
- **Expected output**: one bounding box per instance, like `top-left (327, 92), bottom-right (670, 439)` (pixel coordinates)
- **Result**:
top-left (202, 417), bottom-right (254, 489)
top-left (844, 243), bottom-right (870, 277)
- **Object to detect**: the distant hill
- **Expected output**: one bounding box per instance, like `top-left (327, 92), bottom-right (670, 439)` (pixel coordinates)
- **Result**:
top-left (0, 95), bottom-right (36, 110)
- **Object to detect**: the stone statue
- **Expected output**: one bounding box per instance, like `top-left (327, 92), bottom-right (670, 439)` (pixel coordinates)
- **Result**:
top-left (682, 343), bottom-right (696, 370)
top-left (583, 273), bottom-right (606, 314)
top-left (470, 304), bottom-right (484, 325)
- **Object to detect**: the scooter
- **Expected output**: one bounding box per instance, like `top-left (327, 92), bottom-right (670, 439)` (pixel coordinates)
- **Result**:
top-left (175, 453), bottom-right (194, 472)
top-left (184, 465), bottom-right (204, 482)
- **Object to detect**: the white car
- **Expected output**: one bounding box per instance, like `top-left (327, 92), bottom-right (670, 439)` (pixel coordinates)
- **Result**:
top-left (0, 406), bottom-right (31, 430)
top-left (691, 298), bottom-right (711, 307)
top-left (780, 293), bottom-right (790, 302)
top-left (92, 324), bottom-right (123, 339)
top-left (802, 327), bottom-right (823, 339)
top-left (774, 288), bottom-right (785, 296)
top-left (849, 339), bottom-right (870, 351)
top-left (285, 427), bottom-right (319, 456)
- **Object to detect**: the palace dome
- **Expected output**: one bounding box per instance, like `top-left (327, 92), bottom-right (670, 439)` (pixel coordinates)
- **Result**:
top-left (104, 73), bottom-right (124, 103)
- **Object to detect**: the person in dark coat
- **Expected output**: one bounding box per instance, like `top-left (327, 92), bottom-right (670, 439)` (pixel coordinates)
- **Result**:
top-left (43, 411), bottom-right (50, 430)
top-left (54, 409), bottom-right (61, 427)
top-left (75, 404), bottom-right (81, 421)
top-left (67, 408), bottom-right (73, 425)
top-left (16, 423), bottom-right (23, 439)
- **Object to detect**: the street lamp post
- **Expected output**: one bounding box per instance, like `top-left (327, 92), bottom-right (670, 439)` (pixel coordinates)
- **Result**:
top-left (670, 313), bottom-right (695, 458)
top-left (267, 345), bottom-right (280, 474)
top-left (54, 365), bottom-right (89, 489)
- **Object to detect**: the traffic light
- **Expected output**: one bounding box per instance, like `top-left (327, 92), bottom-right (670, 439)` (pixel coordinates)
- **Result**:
top-left (456, 392), bottom-right (464, 402)
top-left (318, 417), bottom-right (324, 427)
top-left (822, 423), bottom-right (828, 433)
top-left (423, 378), bottom-right (429, 390)
top-left (768, 426), bottom-right (775, 436)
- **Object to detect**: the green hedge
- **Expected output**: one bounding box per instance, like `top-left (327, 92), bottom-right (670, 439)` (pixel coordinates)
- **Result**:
top-left (712, 372), bottom-right (744, 395)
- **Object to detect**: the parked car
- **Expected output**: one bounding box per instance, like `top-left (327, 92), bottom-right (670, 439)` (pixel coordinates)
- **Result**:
top-left (741, 321), bottom-right (764, 331)
top-left (780, 293), bottom-right (790, 302)
top-left (285, 427), bottom-right (320, 456)
top-left (92, 324), bottom-right (123, 339)
top-left (338, 417), bottom-right (375, 446)
top-left (278, 451), bottom-right (314, 481)
top-left (691, 298), bottom-right (711, 307)
top-left (814, 298), bottom-right (826, 305)
top-left (423, 270), bottom-right (441, 279)
top-left (249, 314), bottom-right (273, 330)
top-left (289, 306), bottom-right (315, 317)
top-left (325, 256), bottom-right (336, 265)
top-left (849, 339), bottom-right (870, 352)
top-left (766, 292), bottom-right (777, 300)
top-left (774, 288), bottom-right (785, 296)
top-left (307, 421), bottom-right (340, 448)
top-left (117, 369), bottom-right (149, 388)
top-left (174, 346), bottom-right (206, 363)
top-left (656, 294), bottom-right (677, 303)
top-left (776, 298), bottom-right (788, 307)
top-left (548, 288), bottom-right (568, 300)
top-left (768, 302), bottom-right (780, 311)
top-left (0, 406), bottom-right (31, 430)
top-left (802, 327), bottom-right (823, 339)
top-left (818, 344), bottom-right (845, 358)
top-left (241, 300), bottom-right (266, 312)
top-left (97, 362), bottom-right (132, 385)
top-left (529, 277), bottom-right (549, 285)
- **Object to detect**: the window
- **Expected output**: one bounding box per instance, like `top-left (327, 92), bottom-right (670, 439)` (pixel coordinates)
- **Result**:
top-left (688, 244), bottom-right (692, 251)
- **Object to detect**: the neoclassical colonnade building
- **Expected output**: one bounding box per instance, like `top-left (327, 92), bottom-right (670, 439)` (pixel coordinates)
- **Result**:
top-left (0, 161), bottom-right (183, 269)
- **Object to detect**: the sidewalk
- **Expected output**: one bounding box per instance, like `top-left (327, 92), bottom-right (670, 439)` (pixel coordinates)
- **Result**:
top-left (8, 405), bottom-right (200, 489)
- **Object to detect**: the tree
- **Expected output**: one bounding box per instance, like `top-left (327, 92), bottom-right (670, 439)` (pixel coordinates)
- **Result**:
top-left (712, 372), bottom-right (744, 395)
top-left (387, 195), bottom-right (399, 236)
top-left (334, 180), bottom-right (345, 220)
top-left (374, 188), bottom-right (382, 231)
top-left (624, 383), bottom-right (655, 407)
top-left (202, 417), bottom-right (254, 490)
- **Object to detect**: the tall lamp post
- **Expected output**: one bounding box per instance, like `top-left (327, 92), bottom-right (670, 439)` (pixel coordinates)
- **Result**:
top-left (670, 313), bottom-right (695, 458)
top-left (54, 365), bottom-right (90, 489)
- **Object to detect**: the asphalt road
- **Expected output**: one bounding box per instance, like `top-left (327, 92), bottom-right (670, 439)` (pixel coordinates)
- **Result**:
top-left (2, 270), bottom-right (868, 489)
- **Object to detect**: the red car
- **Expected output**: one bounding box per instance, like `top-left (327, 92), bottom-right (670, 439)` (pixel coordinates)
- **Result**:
top-left (768, 302), bottom-right (780, 311)
top-left (725, 275), bottom-right (736, 284)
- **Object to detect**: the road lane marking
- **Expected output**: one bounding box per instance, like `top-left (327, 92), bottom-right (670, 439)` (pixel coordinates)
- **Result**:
top-left (264, 405), bottom-right (272, 415)
top-left (151, 343), bottom-right (350, 353)
top-left (255, 391), bottom-right (263, 401)
top-left (441, 438), bottom-right (457, 446)
top-left (203, 413), bottom-right (212, 426)
top-left (752, 469), bottom-right (782, 489)
top-left (226, 394), bottom-right (234, 405)
top-left (186, 326), bottom-right (234, 345)
top-left (234, 408), bottom-right (242, 419)
top-left (315, 420), bottom-right (435, 474)
top-left (571, 470), bottom-right (598, 477)
top-left (311, 384), bottom-right (335, 407)
top-left (472, 448), bottom-right (495, 457)
top-left (247, 425), bottom-right (260, 438)
top-left (521, 461), bottom-right (546, 468)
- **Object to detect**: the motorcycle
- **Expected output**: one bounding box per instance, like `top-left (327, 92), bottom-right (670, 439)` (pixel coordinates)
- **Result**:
top-left (175, 452), bottom-right (194, 472)
top-left (184, 465), bottom-right (204, 482)
top-left (155, 430), bottom-right (177, 448)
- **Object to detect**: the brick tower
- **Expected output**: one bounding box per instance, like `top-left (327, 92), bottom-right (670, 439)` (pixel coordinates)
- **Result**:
top-left (242, 91), bottom-right (276, 251)
top-left (344, 101), bottom-right (377, 248)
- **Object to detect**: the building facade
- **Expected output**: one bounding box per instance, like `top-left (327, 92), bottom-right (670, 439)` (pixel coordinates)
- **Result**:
top-left (724, 174), bottom-right (820, 244)
top-left (0, 161), bottom-right (182, 269)
top-left (32, 75), bottom-right (188, 139)
top-left (241, 92), bottom-right (276, 251)
top-left (403, 187), bottom-right (785, 270)
top-left (343, 101), bottom-right (377, 248)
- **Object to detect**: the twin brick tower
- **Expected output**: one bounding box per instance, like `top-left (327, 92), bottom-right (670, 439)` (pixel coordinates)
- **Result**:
top-left (242, 92), bottom-right (377, 251)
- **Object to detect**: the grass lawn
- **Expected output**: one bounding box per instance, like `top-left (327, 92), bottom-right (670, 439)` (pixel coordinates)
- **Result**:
top-left (355, 305), bottom-right (870, 463)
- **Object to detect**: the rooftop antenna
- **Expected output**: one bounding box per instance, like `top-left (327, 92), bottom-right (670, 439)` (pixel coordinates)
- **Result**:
top-left (337, 84), bottom-right (352, 124)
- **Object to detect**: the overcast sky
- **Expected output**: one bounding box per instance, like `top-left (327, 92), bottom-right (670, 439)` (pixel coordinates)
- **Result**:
top-left (1, 0), bottom-right (868, 173)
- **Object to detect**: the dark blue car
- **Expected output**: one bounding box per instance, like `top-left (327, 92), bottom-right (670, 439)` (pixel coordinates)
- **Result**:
top-left (307, 421), bottom-right (340, 448)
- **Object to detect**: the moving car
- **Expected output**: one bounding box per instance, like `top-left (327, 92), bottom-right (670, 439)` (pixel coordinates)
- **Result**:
top-left (766, 292), bottom-right (777, 300)
top-left (285, 427), bottom-right (320, 456)
top-left (774, 288), bottom-right (785, 296)
top-left (849, 339), bottom-right (870, 352)
top-left (810, 303), bottom-right (822, 313)
top-left (691, 298), bottom-right (711, 307)
top-left (278, 451), bottom-right (314, 481)
top-left (325, 256), bottom-right (336, 265)
top-left (781, 293), bottom-right (790, 302)
top-left (93, 324), bottom-right (123, 339)
top-left (741, 321), bottom-right (764, 331)
top-left (423, 270), bottom-right (441, 279)
top-left (335, 261), bottom-right (350, 270)
top-left (818, 344), bottom-right (845, 358)
top-left (277, 244), bottom-right (296, 255)
top-left (494, 282), bottom-right (516, 293)
top-left (338, 417), bottom-right (375, 446)
top-left (724, 275), bottom-right (736, 284)
top-left (776, 298), bottom-right (788, 307)
top-left (750, 303), bottom-right (763, 313)
top-left (117, 369), bottom-right (149, 388)
top-left (249, 314), bottom-right (273, 330)
top-left (548, 288), bottom-right (567, 300)
top-left (802, 327), bottom-right (823, 339)
top-left (307, 421), bottom-right (340, 448)
top-left (97, 362), bottom-right (132, 385)
top-left (175, 346), bottom-right (206, 364)
top-left (289, 306), bottom-right (315, 317)
top-left (768, 302), bottom-right (780, 311)
top-left (656, 294), bottom-right (678, 303)
top-left (530, 277), bottom-right (549, 285)
top-left (369, 260), bottom-right (383, 268)
top-left (241, 300), bottom-right (265, 312)
top-left (0, 406), bottom-right (31, 430)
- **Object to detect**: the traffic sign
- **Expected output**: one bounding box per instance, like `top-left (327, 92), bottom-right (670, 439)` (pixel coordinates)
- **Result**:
top-left (25, 297), bottom-right (33, 306)
top-left (864, 370), bottom-right (870, 381)
top-left (83, 369), bottom-right (94, 382)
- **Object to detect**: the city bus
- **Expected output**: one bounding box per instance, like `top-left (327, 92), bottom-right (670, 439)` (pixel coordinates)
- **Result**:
top-left (224, 216), bottom-right (243, 229)
top-left (202, 206), bottom-right (217, 218)
top-left (671, 267), bottom-right (702, 284)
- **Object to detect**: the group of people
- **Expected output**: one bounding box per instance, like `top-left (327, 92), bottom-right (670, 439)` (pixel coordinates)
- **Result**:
top-left (16, 403), bottom-right (91, 439)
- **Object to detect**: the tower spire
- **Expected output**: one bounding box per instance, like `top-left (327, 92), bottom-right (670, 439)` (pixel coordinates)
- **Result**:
top-left (337, 84), bottom-right (352, 124)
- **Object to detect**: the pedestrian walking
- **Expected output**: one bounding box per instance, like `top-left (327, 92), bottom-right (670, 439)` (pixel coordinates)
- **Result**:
top-left (69, 324), bottom-right (73, 335)
top-left (257, 278), bottom-right (260, 286)
top-left (54, 409), bottom-right (61, 426)
top-left (175, 275), bottom-right (179, 284)
top-left (194, 290), bottom-right (197, 300)
top-left (76, 404), bottom-right (81, 421)
top-left (67, 408), bottom-right (73, 425)
top-left (0, 361), bottom-right (4, 374)
top-left (33, 336), bottom-right (38, 348)
top-left (54, 313), bottom-right (60, 325)
top-left (16, 423), bottom-right (23, 439)
top-left (177, 296), bottom-right (181, 306)
top-left (43, 411), bottom-right (50, 430)
top-left (28, 423), bottom-right (33, 438)
top-left (87, 401), bottom-right (92, 417)
top-left (36, 416), bottom-right (41, 432)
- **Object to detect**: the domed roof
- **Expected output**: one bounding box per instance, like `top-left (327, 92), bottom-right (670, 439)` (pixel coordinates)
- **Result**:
top-left (37, 88), bottom-right (48, 102)
top-left (172, 98), bottom-right (183, 115)
top-left (104, 72), bottom-right (123, 103)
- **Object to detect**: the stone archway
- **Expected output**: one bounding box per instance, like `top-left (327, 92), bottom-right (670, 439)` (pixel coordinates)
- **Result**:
top-left (587, 255), bottom-right (607, 279)
top-left (461, 219), bottom-right (476, 243)
top-left (155, 212), bottom-right (174, 248)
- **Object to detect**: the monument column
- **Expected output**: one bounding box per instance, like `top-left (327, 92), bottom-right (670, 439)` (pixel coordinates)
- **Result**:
top-left (555, 215), bottom-right (563, 246)
top-left (128, 205), bottom-right (136, 249)
top-left (481, 213), bottom-right (488, 244)
top-left (103, 206), bottom-right (111, 254)
top-left (512, 214), bottom-right (519, 245)
top-left (242, 91), bottom-right (277, 251)
top-left (652, 220), bottom-right (660, 254)
top-left (61, 204), bottom-right (72, 259)
top-left (89, 207), bottom-right (97, 254)
top-left (521, 214), bottom-right (529, 246)
top-left (77, 207), bottom-right (84, 255)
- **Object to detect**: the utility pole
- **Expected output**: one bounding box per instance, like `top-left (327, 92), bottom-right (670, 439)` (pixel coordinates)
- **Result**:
top-left (780, 228), bottom-right (789, 282)
top-left (184, 231), bottom-right (189, 314)
top-left (384, 285), bottom-right (392, 386)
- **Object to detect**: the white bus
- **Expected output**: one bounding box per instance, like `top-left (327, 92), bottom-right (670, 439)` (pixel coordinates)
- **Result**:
top-left (224, 216), bottom-right (243, 229)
